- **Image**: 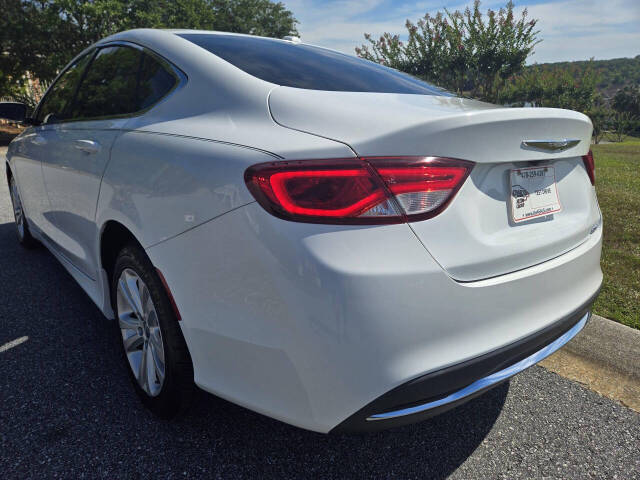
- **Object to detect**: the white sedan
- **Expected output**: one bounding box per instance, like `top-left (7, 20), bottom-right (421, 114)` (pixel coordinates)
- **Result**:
top-left (2, 29), bottom-right (602, 433)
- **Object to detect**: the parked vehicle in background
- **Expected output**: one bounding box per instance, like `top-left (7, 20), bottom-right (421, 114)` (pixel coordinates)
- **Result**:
top-left (2, 30), bottom-right (602, 433)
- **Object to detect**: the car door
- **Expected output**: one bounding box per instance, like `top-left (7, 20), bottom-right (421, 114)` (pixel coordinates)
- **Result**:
top-left (39, 45), bottom-right (141, 279)
top-left (39, 44), bottom-right (182, 280)
top-left (10, 51), bottom-right (94, 236)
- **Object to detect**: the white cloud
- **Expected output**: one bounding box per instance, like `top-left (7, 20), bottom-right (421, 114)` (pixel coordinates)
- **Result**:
top-left (286, 0), bottom-right (409, 53)
top-left (284, 0), bottom-right (640, 62)
top-left (519, 0), bottom-right (640, 62)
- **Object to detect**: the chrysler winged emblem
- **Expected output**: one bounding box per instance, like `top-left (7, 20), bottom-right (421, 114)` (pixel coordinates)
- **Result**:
top-left (521, 139), bottom-right (580, 152)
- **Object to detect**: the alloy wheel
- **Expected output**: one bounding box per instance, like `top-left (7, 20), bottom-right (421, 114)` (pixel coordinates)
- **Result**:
top-left (9, 179), bottom-right (25, 239)
top-left (116, 268), bottom-right (166, 397)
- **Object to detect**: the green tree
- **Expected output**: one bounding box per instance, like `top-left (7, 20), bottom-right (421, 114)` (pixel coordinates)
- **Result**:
top-left (497, 63), bottom-right (599, 112)
top-left (612, 85), bottom-right (640, 116)
top-left (516, 56), bottom-right (640, 97)
top-left (497, 62), bottom-right (602, 140)
top-left (587, 106), bottom-right (611, 145)
top-left (610, 111), bottom-right (636, 142)
top-left (355, 0), bottom-right (540, 101)
top-left (213, 0), bottom-right (299, 38)
top-left (0, 0), bottom-right (298, 93)
top-left (0, 0), bottom-right (42, 94)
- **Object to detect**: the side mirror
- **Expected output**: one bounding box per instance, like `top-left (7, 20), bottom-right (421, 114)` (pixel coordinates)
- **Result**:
top-left (0, 102), bottom-right (27, 123)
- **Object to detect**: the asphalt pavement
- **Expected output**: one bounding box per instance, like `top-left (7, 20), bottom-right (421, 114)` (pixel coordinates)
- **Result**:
top-left (1, 154), bottom-right (639, 479)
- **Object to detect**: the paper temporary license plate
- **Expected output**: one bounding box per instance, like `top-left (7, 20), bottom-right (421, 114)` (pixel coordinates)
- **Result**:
top-left (510, 166), bottom-right (562, 223)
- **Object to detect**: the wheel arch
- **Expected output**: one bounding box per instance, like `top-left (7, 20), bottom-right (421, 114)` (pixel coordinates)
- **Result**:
top-left (98, 218), bottom-right (183, 327)
top-left (99, 220), bottom-right (144, 286)
top-left (6, 161), bottom-right (14, 186)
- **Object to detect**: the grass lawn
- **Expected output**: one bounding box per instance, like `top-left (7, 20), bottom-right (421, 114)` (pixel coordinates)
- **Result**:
top-left (591, 137), bottom-right (640, 329)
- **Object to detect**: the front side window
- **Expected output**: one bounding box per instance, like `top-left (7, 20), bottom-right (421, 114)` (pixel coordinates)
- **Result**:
top-left (178, 33), bottom-right (448, 95)
top-left (35, 52), bottom-right (93, 124)
top-left (70, 46), bottom-right (141, 120)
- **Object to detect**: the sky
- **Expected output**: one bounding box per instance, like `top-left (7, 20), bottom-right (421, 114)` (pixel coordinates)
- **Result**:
top-left (282, 0), bottom-right (640, 63)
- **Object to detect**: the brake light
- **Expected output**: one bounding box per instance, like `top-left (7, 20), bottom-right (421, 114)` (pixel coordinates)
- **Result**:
top-left (582, 150), bottom-right (595, 185)
top-left (244, 157), bottom-right (474, 224)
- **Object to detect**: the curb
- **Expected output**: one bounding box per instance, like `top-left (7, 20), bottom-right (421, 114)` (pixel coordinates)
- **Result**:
top-left (567, 314), bottom-right (640, 380)
top-left (540, 314), bottom-right (640, 412)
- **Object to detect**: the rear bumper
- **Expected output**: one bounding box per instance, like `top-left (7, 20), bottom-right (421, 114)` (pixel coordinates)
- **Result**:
top-left (332, 290), bottom-right (597, 433)
top-left (147, 203), bottom-right (603, 433)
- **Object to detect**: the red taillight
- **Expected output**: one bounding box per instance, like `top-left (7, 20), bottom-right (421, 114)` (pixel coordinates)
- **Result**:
top-left (244, 157), bottom-right (474, 224)
top-left (582, 150), bottom-right (595, 185)
top-left (366, 157), bottom-right (473, 221)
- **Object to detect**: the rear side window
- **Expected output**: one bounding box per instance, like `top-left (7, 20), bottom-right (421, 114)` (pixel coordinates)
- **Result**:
top-left (138, 52), bottom-right (179, 110)
top-left (178, 33), bottom-right (447, 95)
top-left (35, 52), bottom-right (93, 123)
top-left (66, 46), bottom-right (180, 122)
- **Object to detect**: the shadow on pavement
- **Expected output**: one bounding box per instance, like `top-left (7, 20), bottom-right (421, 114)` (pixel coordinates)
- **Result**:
top-left (0, 220), bottom-right (506, 478)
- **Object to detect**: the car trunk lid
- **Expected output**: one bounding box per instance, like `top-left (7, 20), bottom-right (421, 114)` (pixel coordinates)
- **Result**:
top-left (269, 87), bottom-right (599, 281)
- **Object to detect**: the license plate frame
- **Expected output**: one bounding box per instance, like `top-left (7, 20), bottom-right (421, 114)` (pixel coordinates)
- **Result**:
top-left (509, 165), bottom-right (562, 223)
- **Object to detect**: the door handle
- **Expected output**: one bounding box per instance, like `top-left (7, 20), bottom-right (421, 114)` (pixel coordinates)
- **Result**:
top-left (74, 139), bottom-right (101, 154)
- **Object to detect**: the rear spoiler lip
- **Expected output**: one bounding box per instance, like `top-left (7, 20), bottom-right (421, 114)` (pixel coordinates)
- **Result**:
top-left (349, 110), bottom-right (593, 162)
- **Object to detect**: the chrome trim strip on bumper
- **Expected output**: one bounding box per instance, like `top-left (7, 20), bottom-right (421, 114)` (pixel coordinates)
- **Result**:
top-left (366, 312), bottom-right (590, 421)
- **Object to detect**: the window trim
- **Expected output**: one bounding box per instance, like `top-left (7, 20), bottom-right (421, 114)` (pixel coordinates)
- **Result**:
top-left (34, 41), bottom-right (187, 126)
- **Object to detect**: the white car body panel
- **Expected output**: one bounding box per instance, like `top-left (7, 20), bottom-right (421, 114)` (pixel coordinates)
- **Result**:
top-left (9, 132), bottom-right (57, 234)
top-left (268, 88), bottom-right (592, 161)
top-left (411, 158), bottom-right (601, 280)
top-left (97, 129), bottom-right (353, 250)
top-left (269, 87), bottom-right (597, 281)
top-left (147, 203), bottom-right (601, 432)
top-left (5, 28), bottom-right (603, 432)
top-left (39, 119), bottom-right (126, 278)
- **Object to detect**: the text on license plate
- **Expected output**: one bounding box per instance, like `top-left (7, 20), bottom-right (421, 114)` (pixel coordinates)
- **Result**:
top-left (510, 166), bottom-right (562, 223)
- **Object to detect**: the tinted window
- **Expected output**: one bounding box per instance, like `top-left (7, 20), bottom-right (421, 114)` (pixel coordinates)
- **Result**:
top-left (71, 46), bottom-right (141, 119)
top-left (36, 52), bottom-right (93, 123)
top-left (178, 33), bottom-right (447, 95)
top-left (69, 47), bottom-right (179, 121)
top-left (138, 52), bottom-right (179, 110)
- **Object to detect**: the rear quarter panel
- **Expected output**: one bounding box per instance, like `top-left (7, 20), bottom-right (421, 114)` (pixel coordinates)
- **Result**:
top-left (96, 130), bottom-right (276, 247)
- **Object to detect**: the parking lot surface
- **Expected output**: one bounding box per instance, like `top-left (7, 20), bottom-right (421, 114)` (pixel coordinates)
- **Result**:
top-left (1, 161), bottom-right (639, 479)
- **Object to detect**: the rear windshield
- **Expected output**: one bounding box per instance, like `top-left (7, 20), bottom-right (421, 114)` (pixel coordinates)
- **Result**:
top-left (178, 33), bottom-right (447, 95)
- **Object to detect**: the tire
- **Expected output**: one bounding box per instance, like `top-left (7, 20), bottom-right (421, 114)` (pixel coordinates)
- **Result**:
top-left (112, 244), bottom-right (195, 418)
top-left (8, 176), bottom-right (38, 248)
